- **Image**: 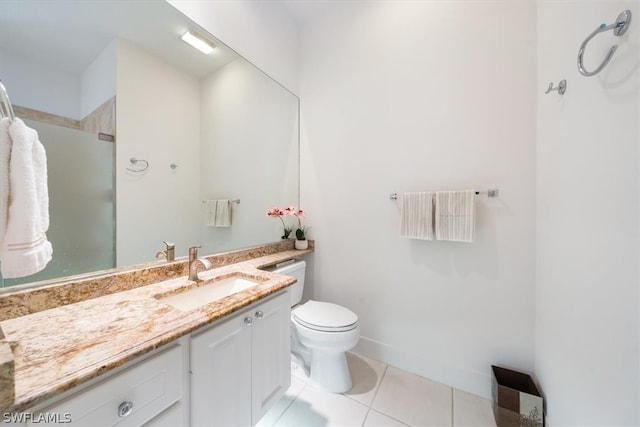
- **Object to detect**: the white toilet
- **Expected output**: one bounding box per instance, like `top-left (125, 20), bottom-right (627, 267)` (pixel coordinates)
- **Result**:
top-left (269, 259), bottom-right (360, 393)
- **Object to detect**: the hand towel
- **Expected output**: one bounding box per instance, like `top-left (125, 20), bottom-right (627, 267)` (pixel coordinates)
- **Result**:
top-left (0, 118), bottom-right (11, 256)
top-left (205, 199), bottom-right (232, 227)
top-left (400, 192), bottom-right (434, 240)
top-left (1, 118), bottom-right (53, 278)
top-left (435, 190), bottom-right (475, 242)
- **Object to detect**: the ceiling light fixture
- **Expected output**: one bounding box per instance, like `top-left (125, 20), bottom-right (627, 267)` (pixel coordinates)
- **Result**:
top-left (181, 29), bottom-right (216, 55)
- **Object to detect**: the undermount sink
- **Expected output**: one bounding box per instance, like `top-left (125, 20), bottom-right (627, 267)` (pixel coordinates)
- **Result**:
top-left (156, 275), bottom-right (262, 311)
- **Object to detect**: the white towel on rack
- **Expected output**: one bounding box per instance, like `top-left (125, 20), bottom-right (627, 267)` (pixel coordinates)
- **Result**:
top-left (400, 192), bottom-right (434, 240)
top-left (205, 199), bottom-right (232, 227)
top-left (435, 190), bottom-right (475, 242)
top-left (1, 118), bottom-right (53, 278)
top-left (0, 118), bottom-right (11, 256)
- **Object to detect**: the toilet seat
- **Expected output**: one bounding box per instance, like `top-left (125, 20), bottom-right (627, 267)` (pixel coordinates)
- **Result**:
top-left (293, 300), bottom-right (358, 332)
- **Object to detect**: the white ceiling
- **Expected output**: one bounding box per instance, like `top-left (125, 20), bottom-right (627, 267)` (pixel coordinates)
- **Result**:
top-left (276, 0), bottom-right (339, 24)
top-left (0, 1), bottom-right (237, 78)
top-left (0, 0), bottom-right (342, 81)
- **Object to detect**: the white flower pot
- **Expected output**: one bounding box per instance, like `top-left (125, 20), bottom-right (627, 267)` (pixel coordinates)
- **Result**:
top-left (295, 239), bottom-right (308, 250)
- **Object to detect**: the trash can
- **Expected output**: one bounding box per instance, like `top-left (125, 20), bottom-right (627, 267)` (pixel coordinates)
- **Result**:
top-left (491, 365), bottom-right (544, 427)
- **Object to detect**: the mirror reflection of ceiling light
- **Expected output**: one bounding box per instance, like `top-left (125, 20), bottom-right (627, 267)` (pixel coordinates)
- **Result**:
top-left (181, 29), bottom-right (216, 54)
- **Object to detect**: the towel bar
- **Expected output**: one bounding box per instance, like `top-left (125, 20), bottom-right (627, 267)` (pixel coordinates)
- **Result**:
top-left (202, 199), bottom-right (240, 204)
top-left (390, 189), bottom-right (498, 200)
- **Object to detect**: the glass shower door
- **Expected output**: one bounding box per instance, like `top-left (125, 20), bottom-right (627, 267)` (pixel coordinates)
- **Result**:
top-left (1, 119), bottom-right (115, 287)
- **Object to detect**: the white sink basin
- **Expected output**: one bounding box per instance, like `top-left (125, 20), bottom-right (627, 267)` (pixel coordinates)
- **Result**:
top-left (157, 275), bottom-right (261, 311)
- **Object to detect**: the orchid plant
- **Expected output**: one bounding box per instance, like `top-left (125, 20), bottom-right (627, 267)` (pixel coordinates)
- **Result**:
top-left (266, 206), bottom-right (294, 239)
top-left (293, 208), bottom-right (307, 241)
top-left (266, 206), bottom-right (308, 240)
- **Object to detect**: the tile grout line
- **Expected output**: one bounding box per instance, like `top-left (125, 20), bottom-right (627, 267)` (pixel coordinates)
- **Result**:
top-left (361, 408), bottom-right (371, 427)
top-left (369, 363), bottom-right (390, 410)
top-left (362, 364), bottom-right (411, 426)
top-left (359, 363), bottom-right (389, 427)
top-left (269, 399), bottom-right (293, 427)
top-left (270, 378), bottom-right (308, 427)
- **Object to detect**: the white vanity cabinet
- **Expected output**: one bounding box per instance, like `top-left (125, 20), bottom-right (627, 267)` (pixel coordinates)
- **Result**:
top-left (191, 291), bottom-right (291, 426)
top-left (4, 291), bottom-right (290, 427)
top-left (27, 343), bottom-right (186, 427)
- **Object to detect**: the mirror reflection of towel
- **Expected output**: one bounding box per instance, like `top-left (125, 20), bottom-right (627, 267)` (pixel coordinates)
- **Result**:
top-left (0, 118), bottom-right (10, 252)
top-left (205, 200), bottom-right (231, 227)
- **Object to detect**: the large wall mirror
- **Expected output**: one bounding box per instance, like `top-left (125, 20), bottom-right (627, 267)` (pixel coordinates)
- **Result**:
top-left (0, 0), bottom-right (299, 290)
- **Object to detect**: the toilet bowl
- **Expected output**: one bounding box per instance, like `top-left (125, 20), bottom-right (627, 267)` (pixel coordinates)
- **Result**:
top-left (266, 260), bottom-right (360, 393)
top-left (292, 300), bottom-right (360, 392)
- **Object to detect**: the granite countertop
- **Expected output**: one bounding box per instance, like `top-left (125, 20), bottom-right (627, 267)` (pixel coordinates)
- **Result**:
top-left (0, 241), bottom-right (312, 413)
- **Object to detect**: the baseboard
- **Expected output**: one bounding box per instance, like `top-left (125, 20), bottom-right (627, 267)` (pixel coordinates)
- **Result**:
top-left (353, 336), bottom-right (493, 399)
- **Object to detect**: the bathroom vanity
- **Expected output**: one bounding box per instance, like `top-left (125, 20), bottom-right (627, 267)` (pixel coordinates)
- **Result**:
top-left (0, 240), bottom-right (311, 426)
top-left (191, 292), bottom-right (290, 426)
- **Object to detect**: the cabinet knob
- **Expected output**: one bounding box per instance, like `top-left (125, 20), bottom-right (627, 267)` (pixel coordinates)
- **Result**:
top-left (117, 401), bottom-right (134, 418)
top-left (244, 316), bottom-right (253, 325)
top-left (255, 310), bottom-right (264, 319)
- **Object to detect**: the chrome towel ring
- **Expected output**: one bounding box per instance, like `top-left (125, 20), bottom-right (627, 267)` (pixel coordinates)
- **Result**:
top-left (577, 9), bottom-right (632, 77)
top-left (126, 157), bottom-right (149, 173)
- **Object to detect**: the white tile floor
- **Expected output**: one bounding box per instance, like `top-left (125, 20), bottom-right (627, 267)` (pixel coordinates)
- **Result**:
top-left (257, 352), bottom-right (497, 427)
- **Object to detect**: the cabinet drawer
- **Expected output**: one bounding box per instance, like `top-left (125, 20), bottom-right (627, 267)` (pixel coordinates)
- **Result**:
top-left (30, 345), bottom-right (183, 427)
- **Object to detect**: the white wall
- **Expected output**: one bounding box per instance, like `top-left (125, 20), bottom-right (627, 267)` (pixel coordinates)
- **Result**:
top-left (165, 0), bottom-right (640, 418)
top-left (199, 58), bottom-right (298, 253)
top-left (167, 0), bottom-right (298, 94)
top-left (80, 40), bottom-right (117, 119)
top-left (299, 0), bottom-right (537, 398)
top-left (0, 41), bottom-right (115, 120)
top-left (116, 39), bottom-right (201, 265)
top-left (0, 49), bottom-right (80, 119)
top-left (536, 1), bottom-right (639, 425)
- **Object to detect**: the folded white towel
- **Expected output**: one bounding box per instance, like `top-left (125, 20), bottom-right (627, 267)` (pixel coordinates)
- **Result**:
top-left (205, 199), bottom-right (232, 227)
top-left (0, 118), bottom-right (11, 255)
top-left (435, 190), bottom-right (475, 242)
top-left (400, 192), bottom-right (434, 240)
top-left (1, 118), bottom-right (53, 278)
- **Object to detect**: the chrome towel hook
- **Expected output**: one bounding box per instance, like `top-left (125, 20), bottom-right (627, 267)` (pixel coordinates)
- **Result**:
top-left (577, 9), bottom-right (632, 77)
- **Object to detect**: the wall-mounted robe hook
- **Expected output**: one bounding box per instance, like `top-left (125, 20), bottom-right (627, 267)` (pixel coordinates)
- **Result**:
top-left (545, 79), bottom-right (567, 95)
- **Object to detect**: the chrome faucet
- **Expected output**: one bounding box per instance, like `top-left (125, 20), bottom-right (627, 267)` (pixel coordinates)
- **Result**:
top-left (188, 246), bottom-right (212, 281)
top-left (156, 241), bottom-right (175, 262)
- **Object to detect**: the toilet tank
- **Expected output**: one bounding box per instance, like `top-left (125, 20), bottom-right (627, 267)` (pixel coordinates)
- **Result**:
top-left (266, 259), bottom-right (306, 307)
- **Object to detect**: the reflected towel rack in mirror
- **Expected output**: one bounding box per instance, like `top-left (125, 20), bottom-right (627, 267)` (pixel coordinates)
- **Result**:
top-left (126, 157), bottom-right (149, 173)
top-left (201, 199), bottom-right (241, 204)
top-left (577, 9), bottom-right (632, 77)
